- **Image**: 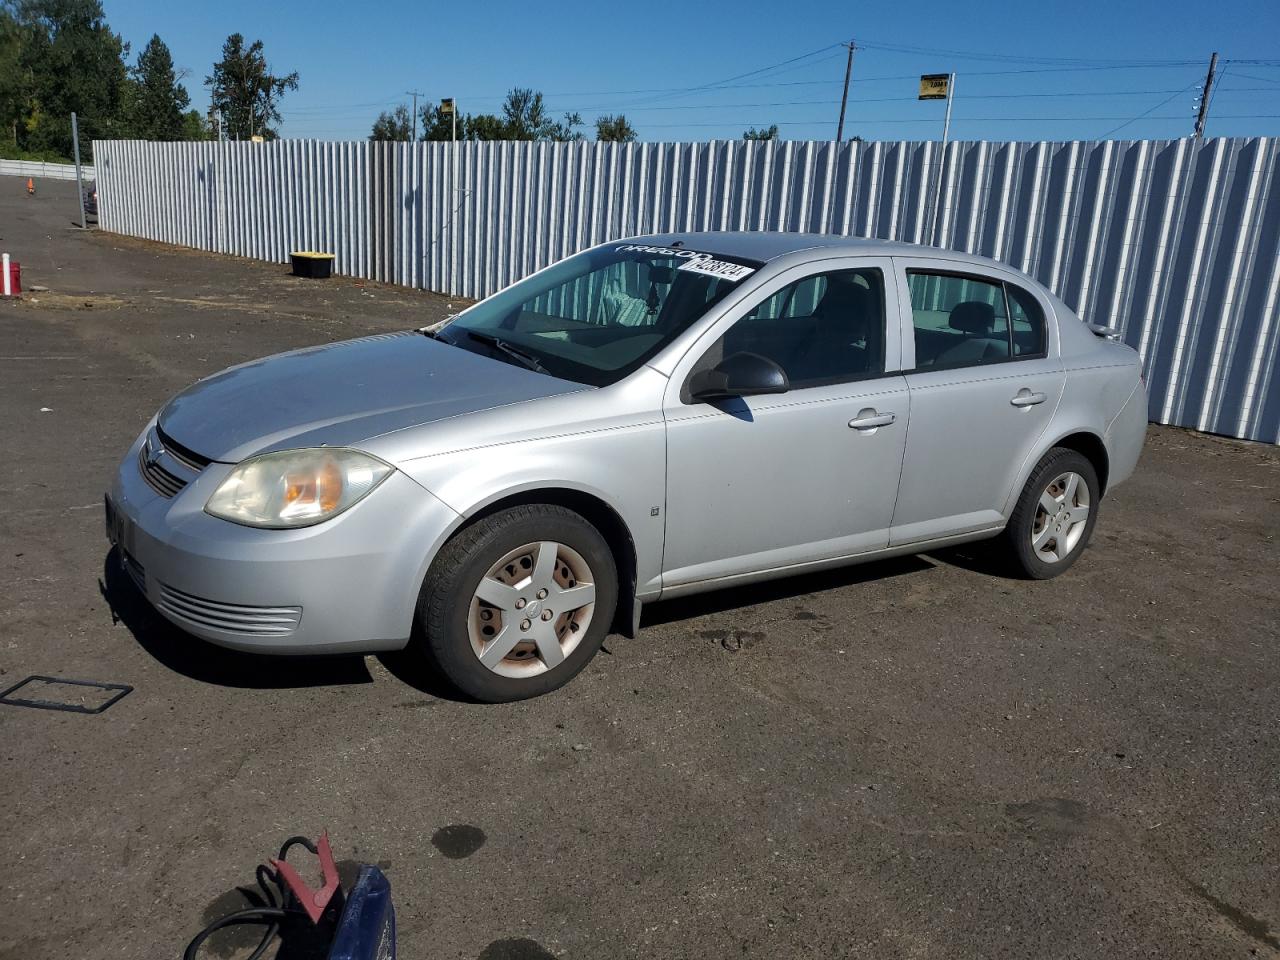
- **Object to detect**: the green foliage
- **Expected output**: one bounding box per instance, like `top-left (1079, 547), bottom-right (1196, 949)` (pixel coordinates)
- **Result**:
top-left (128, 33), bottom-right (189, 141)
top-left (502, 88), bottom-right (582, 141)
top-left (0, 8), bottom-right (24, 149)
top-left (595, 114), bottom-right (637, 142)
top-left (180, 108), bottom-right (209, 141)
top-left (416, 89), bottom-right (584, 143)
top-left (2, 0), bottom-right (132, 161)
top-left (206, 33), bottom-right (298, 140)
top-left (743, 124), bottom-right (779, 141)
top-left (370, 103), bottom-right (412, 141)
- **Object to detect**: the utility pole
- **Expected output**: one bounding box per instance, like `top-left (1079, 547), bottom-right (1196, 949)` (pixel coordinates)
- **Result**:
top-left (1194, 52), bottom-right (1219, 139)
top-left (919, 72), bottom-right (956, 245)
top-left (406, 90), bottom-right (423, 140)
top-left (835, 40), bottom-right (856, 143)
top-left (941, 72), bottom-right (956, 147)
top-left (71, 112), bottom-right (86, 230)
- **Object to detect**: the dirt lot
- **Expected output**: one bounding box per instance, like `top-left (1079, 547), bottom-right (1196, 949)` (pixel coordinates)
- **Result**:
top-left (1, 177), bottom-right (1278, 960)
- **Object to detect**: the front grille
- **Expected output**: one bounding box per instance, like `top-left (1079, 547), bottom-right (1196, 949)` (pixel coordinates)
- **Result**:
top-left (138, 447), bottom-right (187, 498)
top-left (156, 582), bottom-right (302, 637)
top-left (154, 424), bottom-right (212, 472)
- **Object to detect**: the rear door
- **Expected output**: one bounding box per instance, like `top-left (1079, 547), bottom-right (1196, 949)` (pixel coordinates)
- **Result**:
top-left (889, 257), bottom-right (1065, 545)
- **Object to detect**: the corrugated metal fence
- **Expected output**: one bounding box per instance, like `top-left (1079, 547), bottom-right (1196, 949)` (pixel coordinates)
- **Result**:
top-left (93, 137), bottom-right (1280, 443)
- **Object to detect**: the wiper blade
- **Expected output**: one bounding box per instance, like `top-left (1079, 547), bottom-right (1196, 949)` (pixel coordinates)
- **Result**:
top-left (464, 331), bottom-right (549, 375)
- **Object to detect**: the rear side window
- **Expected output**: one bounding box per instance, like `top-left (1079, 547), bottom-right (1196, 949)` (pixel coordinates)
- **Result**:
top-left (907, 272), bottom-right (1046, 370)
top-left (1007, 282), bottom-right (1046, 356)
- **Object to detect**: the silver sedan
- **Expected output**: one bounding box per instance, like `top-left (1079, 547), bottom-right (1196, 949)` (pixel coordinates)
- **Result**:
top-left (107, 233), bottom-right (1147, 701)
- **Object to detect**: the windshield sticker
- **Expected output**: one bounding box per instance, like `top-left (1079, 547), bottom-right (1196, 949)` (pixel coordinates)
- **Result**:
top-left (676, 258), bottom-right (755, 281)
top-left (614, 244), bottom-right (712, 260)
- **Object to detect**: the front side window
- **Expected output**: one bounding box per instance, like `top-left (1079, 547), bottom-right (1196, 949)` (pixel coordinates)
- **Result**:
top-left (691, 268), bottom-right (887, 391)
top-left (440, 244), bottom-right (761, 387)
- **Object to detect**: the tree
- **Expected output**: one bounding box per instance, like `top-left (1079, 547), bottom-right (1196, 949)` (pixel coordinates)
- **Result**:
top-left (129, 34), bottom-right (188, 140)
top-left (415, 90), bottom-right (582, 142)
top-left (6, 0), bottom-right (131, 159)
top-left (595, 114), bottom-right (637, 142)
top-left (370, 103), bottom-right (411, 141)
top-left (501, 88), bottom-right (582, 141)
top-left (0, 8), bottom-right (24, 150)
top-left (743, 124), bottom-right (779, 141)
top-left (180, 108), bottom-right (209, 141)
top-left (206, 33), bottom-right (298, 140)
top-left (416, 101), bottom-right (452, 140)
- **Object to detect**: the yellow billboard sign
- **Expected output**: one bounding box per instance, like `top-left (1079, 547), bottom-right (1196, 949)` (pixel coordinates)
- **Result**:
top-left (918, 74), bottom-right (950, 101)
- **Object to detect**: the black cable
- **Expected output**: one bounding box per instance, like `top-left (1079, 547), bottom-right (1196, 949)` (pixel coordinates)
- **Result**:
top-left (183, 839), bottom-right (324, 960)
top-left (181, 907), bottom-right (298, 960)
top-left (278, 835), bottom-right (319, 859)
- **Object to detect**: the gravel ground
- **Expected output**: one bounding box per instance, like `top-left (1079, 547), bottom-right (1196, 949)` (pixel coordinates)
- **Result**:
top-left (1, 177), bottom-right (1278, 960)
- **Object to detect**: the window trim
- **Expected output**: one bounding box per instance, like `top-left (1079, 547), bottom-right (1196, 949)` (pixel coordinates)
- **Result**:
top-left (679, 265), bottom-right (895, 402)
top-left (1003, 277), bottom-right (1049, 360)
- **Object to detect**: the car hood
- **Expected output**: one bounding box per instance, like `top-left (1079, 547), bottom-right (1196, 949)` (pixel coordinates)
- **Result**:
top-left (158, 331), bottom-right (586, 463)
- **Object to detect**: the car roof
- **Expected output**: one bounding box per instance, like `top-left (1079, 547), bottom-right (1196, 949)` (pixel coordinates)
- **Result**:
top-left (625, 231), bottom-right (1021, 275)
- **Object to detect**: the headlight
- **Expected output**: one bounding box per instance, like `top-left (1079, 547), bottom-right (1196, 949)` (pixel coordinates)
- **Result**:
top-left (205, 448), bottom-right (394, 528)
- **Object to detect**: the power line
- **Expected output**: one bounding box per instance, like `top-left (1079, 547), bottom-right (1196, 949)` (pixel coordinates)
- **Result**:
top-left (852, 38), bottom-right (1202, 67)
top-left (632, 113), bottom-right (1280, 128)
top-left (456, 62), bottom-right (1217, 108)
top-left (514, 87), bottom-right (1279, 115)
top-left (1227, 70), bottom-right (1280, 86)
top-left (1098, 80), bottom-right (1203, 138)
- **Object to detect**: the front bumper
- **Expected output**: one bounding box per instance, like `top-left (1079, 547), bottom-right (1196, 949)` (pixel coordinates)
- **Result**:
top-left (107, 425), bottom-right (462, 654)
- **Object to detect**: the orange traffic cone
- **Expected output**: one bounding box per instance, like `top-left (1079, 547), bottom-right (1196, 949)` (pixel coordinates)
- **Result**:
top-left (26, 177), bottom-right (34, 195)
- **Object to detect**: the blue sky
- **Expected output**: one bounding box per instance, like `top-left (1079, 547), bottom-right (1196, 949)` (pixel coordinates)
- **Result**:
top-left (103, 0), bottom-right (1280, 143)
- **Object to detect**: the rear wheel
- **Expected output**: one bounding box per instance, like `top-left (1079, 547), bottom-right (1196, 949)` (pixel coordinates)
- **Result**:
top-left (417, 505), bottom-right (618, 702)
top-left (1002, 448), bottom-right (1099, 579)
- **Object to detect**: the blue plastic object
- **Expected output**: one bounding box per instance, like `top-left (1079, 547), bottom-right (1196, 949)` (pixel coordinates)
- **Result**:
top-left (327, 866), bottom-right (395, 960)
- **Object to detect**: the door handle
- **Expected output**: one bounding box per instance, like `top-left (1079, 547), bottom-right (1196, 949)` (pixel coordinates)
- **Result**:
top-left (849, 410), bottom-right (896, 430)
top-left (1010, 390), bottom-right (1047, 407)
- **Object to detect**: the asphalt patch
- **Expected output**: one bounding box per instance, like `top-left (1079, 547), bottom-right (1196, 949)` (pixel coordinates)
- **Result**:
top-left (432, 824), bottom-right (487, 859)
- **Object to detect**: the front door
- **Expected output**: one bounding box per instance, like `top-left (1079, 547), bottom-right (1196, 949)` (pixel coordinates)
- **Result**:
top-left (889, 259), bottom-right (1066, 545)
top-left (661, 258), bottom-right (909, 590)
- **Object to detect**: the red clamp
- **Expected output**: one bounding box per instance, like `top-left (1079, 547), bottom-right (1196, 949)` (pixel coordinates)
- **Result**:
top-left (271, 832), bottom-right (340, 924)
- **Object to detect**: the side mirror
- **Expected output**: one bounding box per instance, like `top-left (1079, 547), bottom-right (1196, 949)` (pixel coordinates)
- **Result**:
top-left (689, 351), bottom-right (790, 401)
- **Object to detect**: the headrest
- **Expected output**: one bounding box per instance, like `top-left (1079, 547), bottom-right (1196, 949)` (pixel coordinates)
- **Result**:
top-left (817, 279), bottom-right (871, 319)
top-left (949, 300), bottom-right (996, 334)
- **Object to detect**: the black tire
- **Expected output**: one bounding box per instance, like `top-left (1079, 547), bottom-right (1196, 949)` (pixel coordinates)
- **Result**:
top-left (1001, 447), bottom-right (1100, 580)
top-left (417, 505), bottom-right (618, 703)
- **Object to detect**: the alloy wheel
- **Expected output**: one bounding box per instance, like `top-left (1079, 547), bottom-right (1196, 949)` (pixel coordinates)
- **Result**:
top-left (1031, 471), bottom-right (1091, 563)
top-left (467, 541), bottom-right (597, 678)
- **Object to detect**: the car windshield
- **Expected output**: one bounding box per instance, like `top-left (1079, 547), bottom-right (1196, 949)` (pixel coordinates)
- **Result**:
top-left (436, 243), bottom-right (762, 387)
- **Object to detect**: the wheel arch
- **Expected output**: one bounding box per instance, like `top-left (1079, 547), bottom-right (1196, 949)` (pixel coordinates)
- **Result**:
top-left (1002, 425), bottom-right (1112, 521)
top-left (451, 485), bottom-right (641, 638)
top-left (1051, 430), bottom-right (1111, 495)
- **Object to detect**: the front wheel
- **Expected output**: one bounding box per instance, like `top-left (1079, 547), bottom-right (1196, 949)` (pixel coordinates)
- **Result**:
top-left (417, 505), bottom-right (618, 702)
top-left (1001, 448), bottom-right (1100, 579)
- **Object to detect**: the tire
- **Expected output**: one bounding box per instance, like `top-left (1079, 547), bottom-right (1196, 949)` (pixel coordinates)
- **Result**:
top-left (1001, 447), bottom-right (1100, 580)
top-left (417, 505), bottom-right (618, 703)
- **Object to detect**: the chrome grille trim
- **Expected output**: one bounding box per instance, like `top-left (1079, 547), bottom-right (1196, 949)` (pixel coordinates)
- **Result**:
top-left (138, 446), bottom-right (187, 498)
top-left (154, 424), bottom-right (212, 472)
top-left (156, 582), bottom-right (302, 637)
